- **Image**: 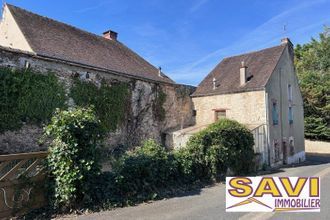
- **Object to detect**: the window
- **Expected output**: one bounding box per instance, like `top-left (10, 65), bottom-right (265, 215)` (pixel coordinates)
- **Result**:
top-left (192, 110), bottom-right (197, 117)
top-left (214, 110), bottom-right (226, 121)
top-left (288, 107), bottom-right (293, 124)
top-left (288, 84), bottom-right (292, 101)
top-left (272, 102), bottom-right (279, 125)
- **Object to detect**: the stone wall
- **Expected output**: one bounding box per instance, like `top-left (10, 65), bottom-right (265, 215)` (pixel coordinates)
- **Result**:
top-left (192, 90), bottom-right (267, 126)
top-left (305, 139), bottom-right (330, 154)
top-left (265, 45), bottom-right (305, 166)
top-left (0, 47), bottom-right (195, 154)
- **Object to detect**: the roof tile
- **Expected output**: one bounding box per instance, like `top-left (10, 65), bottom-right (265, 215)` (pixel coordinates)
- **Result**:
top-left (192, 45), bottom-right (286, 97)
top-left (7, 4), bottom-right (174, 83)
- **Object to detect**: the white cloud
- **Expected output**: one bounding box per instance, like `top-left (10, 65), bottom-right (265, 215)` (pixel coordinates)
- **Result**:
top-left (189, 0), bottom-right (209, 13)
top-left (169, 0), bottom-right (330, 84)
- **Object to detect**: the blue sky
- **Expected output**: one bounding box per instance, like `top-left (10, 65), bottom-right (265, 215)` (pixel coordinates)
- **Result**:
top-left (4, 0), bottom-right (330, 85)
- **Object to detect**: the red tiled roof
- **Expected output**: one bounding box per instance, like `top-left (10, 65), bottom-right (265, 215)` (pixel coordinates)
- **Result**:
top-left (7, 4), bottom-right (174, 83)
top-left (192, 45), bottom-right (286, 97)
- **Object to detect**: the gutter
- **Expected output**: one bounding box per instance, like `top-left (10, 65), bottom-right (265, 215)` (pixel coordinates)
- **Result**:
top-left (0, 45), bottom-right (178, 86)
top-left (191, 87), bottom-right (265, 98)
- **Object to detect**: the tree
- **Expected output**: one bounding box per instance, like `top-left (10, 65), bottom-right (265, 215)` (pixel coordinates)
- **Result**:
top-left (295, 26), bottom-right (330, 141)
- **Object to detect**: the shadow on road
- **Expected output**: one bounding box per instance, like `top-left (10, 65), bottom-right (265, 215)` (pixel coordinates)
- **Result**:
top-left (306, 153), bottom-right (330, 164)
top-left (254, 153), bottom-right (330, 176)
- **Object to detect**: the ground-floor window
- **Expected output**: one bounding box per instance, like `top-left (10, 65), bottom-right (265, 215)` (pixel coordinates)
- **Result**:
top-left (214, 109), bottom-right (226, 121)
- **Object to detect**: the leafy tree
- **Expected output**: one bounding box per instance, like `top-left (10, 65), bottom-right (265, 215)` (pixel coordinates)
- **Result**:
top-left (295, 26), bottom-right (330, 141)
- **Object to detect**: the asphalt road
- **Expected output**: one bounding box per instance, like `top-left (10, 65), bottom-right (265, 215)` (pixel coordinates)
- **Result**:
top-left (77, 154), bottom-right (330, 220)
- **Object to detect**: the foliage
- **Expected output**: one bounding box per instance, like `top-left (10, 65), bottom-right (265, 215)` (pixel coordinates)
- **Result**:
top-left (45, 107), bottom-right (105, 209)
top-left (112, 139), bottom-right (179, 202)
top-left (70, 79), bottom-right (130, 131)
top-left (304, 117), bottom-right (330, 140)
top-left (96, 120), bottom-right (254, 207)
top-left (37, 119), bottom-right (254, 214)
top-left (175, 119), bottom-right (255, 181)
top-left (152, 85), bottom-right (167, 121)
top-left (0, 68), bottom-right (66, 132)
top-left (295, 27), bottom-right (330, 141)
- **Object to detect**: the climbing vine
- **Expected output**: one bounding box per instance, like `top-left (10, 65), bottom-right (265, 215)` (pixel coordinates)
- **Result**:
top-left (152, 85), bottom-right (167, 121)
top-left (70, 79), bottom-right (130, 131)
top-left (0, 68), bottom-right (66, 132)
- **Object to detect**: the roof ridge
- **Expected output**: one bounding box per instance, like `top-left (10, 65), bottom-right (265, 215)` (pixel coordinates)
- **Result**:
top-left (222, 44), bottom-right (285, 61)
top-left (6, 3), bottom-right (121, 46)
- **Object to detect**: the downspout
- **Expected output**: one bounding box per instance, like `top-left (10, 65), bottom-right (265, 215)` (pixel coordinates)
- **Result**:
top-left (265, 91), bottom-right (271, 166)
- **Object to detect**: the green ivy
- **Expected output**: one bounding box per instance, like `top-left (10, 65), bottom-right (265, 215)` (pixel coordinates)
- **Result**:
top-left (45, 107), bottom-right (104, 209)
top-left (70, 79), bottom-right (130, 131)
top-left (153, 85), bottom-right (167, 121)
top-left (0, 68), bottom-right (66, 132)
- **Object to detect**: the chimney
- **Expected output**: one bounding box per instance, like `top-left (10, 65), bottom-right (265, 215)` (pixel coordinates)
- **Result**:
top-left (281, 37), bottom-right (294, 61)
top-left (281, 37), bottom-right (293, 47)
top-left (103, 30), bottom-right (118, 40)
top-left (240, 61), bottom-right (247, 86)
top-left (213, 77), bottom-right (216, 90)
top-left (158, 66), bottom-right (163, 77)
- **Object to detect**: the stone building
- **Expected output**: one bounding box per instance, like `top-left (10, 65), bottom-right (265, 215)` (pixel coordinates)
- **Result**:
top-left (0, 4), bottom-right (305, 168)
top-left (170, 39), bottom-right (305, 167)
top-left (0, 4), bottom-right (195, 154)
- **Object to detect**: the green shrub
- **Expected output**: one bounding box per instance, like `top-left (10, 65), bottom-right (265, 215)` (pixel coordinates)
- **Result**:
top-left (0, 68), bottom-right (66, 132)
top-left (205, 119), bottom-right (255, 175)
top-left (45, 107), bottom-right (105, 209)
top-left (174, 129), bottom-right (225, 182)
top-left (112, 140), bottom-right (178, 202)
top-left (176, 119), bottom-right (254, 181)
top-left (70, 79), bottom-right (130, 131)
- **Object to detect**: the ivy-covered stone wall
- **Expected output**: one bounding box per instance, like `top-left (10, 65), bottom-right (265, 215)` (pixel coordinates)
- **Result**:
top-left (0, 47), bottom-right (195, 154)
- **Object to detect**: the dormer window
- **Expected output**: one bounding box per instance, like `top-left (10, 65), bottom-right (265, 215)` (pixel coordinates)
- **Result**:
top-left (246, 75), bottom-right (254, 82)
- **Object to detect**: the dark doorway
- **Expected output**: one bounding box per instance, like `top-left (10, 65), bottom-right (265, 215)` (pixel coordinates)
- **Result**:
top-left (283, 141), bottom-right (288, 165)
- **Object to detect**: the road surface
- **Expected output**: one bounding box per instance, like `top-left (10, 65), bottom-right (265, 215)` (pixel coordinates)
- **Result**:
top-left (74, 155), bottom-right (330, 220)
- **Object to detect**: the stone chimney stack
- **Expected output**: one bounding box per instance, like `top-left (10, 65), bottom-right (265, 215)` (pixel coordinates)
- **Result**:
top-left (281, 37), bottom-right (293, 47)
top-left (158, 66), bottom-right (163, 77)
top-left (281, 37), bottom-right (294, 61)
top-left (240, 61), bottom-right (247, 86)
top-left (103, 30), bottom-right (118, 41)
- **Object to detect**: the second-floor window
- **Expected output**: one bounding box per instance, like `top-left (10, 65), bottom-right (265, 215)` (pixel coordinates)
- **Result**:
top-left (288, 107), bottom-right (293, 124)
top-left (288, 84), bottom-right (292, 101)
top-left (272, 102), bottom-right (279, 125)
